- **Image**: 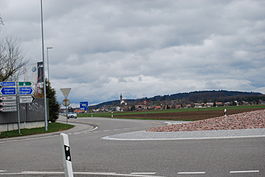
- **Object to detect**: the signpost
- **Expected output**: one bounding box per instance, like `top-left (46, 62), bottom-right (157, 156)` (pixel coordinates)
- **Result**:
top-left (0, 81), bottom-right (35, 134)
top-left (1, 87), bottom-right (16, 95)
top-left (18, 82), bottom-right (32, 86)
top-left (0, 101), bottom-right (17, 106)
top-left (0, 96), bottom-right (16, 101)
top-left (18, 87), bottom-right (33, 95)
top-left (60, 88), bottom-right (71, 124)
top-left (63, 99), bottom-right (70, 107)
top-left (80, 101), bottom-right (89, 111)
top-left (60, 88), bottom-right (71, 98)
top-left (0, 106), bottom-right (17, 112)
top-left (19, 96), bottom-right (34, 104)
top-left (0, 82), bottom-right (16, 87)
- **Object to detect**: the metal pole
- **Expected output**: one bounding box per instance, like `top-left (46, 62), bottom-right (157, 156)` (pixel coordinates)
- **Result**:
top-left (16, 85), bottom-right (21, 134)
top-left (46, 47), bottom-right (53, 81)
top-left (46, 47), bottom-right (49, 81)
top-left (41, 0), bottom-right (48, 131)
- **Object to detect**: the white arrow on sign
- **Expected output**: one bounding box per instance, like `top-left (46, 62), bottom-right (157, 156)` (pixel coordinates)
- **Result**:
top-left (19, 96), bottom-right (34, 103)
top-left (0, 106), bottom-right (17, 112)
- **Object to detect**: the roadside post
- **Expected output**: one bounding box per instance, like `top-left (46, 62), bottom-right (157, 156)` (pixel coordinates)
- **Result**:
top-left (224, 109), bottom-right (227, 116)
top-left (60, 133), bottom-right (74, 177)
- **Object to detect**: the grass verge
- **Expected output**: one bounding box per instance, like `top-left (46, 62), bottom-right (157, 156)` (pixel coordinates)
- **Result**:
top-left (0, 122), bottom-right (74, 139)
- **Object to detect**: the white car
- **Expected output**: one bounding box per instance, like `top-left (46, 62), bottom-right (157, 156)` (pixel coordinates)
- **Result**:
top-left (67, 112), bottom-right (77, 119)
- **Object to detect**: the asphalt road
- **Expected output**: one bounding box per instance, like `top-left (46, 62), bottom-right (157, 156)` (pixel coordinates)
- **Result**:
top-left (0, 117), bottom-right (264, 177)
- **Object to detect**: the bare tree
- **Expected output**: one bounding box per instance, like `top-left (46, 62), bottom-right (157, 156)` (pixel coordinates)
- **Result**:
top-left (0, 38), bottom-right (26, 81)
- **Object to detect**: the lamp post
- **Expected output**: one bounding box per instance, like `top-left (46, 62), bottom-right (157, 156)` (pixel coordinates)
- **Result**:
top-left (46, 46), bottom-right (53, 81)
top-left (40, 0), bottom-right (48, 131)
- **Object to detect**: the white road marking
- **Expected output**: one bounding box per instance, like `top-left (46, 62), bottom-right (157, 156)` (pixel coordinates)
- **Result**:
top-left (130, 172), bottom-right (157, 175)
top-left (103, 130), bottom-right (111, 132)
top-left (177, 171), bottom-right (206, 175)
top-left (0, 170), bottom-right (6, 172)
top-left (22, 171), bottom-right (63, 174)
top-left (0, 171), bottom-right (164, 177)
top-left (0, 134), bottom-right (59, 144)
top-left (230, 170), bottom-right (259, 174)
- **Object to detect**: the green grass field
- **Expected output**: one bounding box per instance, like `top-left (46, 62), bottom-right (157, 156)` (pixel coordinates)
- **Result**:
top-left (0, 122), bottom-right (74, 139)
top-left (78, 105), bottom-right (265, 118)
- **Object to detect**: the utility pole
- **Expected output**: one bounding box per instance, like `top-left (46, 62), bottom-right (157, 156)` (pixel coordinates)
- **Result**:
top-left (40, 0), bottom-right (48, 131)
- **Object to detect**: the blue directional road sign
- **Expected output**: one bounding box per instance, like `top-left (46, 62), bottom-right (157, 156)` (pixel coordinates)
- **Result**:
top-left (0, 87), bottom-right (16, 95)
top-left (80, 101), bottom-right (89, 111)
top-left (0, 82), bottom-right (16, 87)
top-left (18, 87), bottom-right (33, 95)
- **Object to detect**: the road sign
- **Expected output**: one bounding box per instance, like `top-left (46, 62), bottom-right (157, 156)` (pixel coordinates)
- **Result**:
top-left (80, 101), bottom-right (89, 111)
top-left (63, 99), bottom-right (70, 106)
top-left (18, 87), bottom-right (33, 95)
top-left (0, 106), bottom-right (17, 112)
top-left (0, 96), bottom-right (16, 101)
top-left (0, 87), bottom-right (16, 95)
top-left (0, 101), bottom-right (17, 106)
top-left (0, 82), bottom-right (16, 87)
top-left (60, 88), bottom-right (71, 98)
top-left (18, 82), bottom-right (32, 86)
top-left (19, 96), bottom-right (34, 103)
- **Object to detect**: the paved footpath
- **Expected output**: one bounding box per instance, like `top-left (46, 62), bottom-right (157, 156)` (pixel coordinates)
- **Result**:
top-left (103, 128), bottom-right (265, 141)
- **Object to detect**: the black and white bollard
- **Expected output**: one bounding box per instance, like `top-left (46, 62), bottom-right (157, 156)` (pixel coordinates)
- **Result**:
top-left (224, 109), bottom-right (227, 116)
top-left (60, 133), bottom-right (74, 177)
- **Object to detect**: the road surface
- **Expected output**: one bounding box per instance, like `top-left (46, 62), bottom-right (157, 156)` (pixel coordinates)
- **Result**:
top-left (0, 117), bottom-right (264, 177)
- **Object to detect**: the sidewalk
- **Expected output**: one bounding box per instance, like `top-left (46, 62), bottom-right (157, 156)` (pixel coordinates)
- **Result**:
top-left (102, 128), bottom-right (265, 141)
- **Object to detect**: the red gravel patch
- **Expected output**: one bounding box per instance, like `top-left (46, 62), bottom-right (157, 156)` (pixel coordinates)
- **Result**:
top-left (149, 110), bottom-right (265, 132)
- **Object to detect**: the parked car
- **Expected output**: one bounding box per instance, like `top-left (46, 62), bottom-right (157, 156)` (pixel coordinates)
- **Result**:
top-left (67, 112), bottom-right (77, 119)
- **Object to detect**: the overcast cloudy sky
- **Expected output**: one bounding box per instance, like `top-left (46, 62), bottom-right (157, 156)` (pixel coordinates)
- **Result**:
top-left (1, 0), bottom-right (265, 104)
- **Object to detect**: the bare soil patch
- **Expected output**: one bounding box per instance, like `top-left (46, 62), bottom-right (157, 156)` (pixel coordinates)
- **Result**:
top-left (115, 108), bottom-right (265, 121)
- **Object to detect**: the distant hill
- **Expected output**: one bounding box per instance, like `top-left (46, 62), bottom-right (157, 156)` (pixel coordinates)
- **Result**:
top-left (148, 90), bottom-right (263, 102)
top-left (90, 90), bottom-right (264, 109)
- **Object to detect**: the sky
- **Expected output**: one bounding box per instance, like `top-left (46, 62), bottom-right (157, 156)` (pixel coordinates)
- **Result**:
top-left (0, 0), bottom-right (265, 105)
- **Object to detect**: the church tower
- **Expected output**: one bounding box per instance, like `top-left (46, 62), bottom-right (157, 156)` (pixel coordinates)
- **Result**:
top-left (120, 94), bottom-right (123, 104)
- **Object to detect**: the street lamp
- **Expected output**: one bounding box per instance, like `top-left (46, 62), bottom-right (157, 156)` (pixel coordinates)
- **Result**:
top-left (46, 46), bottom-right (53, 81)
top-left (40, 0), bottom-right (48, 131)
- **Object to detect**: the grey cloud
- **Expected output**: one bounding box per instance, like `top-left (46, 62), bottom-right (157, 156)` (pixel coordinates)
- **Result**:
top-left (2, 0), bottom-right (265, 103)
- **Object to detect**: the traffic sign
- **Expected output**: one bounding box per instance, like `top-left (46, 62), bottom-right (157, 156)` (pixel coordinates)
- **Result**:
top-left (0, 101), bottom-right (17, 106)
top-left (63, 99), bottom-right (70, 106)
top-left (18, 87), bottom-right (33, 95)
top-left (80, 101), bottom-right (89, 111)
top-left (19, 96), bottom-right (34, 103)
top-left (0, 87), bottom-right (16, 95)
top-left (0, 96), bottom-right (16, 101)
top-left (60, 88), bottom-right (71, 98)
top-left (0, 82), bottom-right (16, 87)
top-left (18, 82), bottom-right (32, 86)
top-left (0, 106), bottom-right (17, 112)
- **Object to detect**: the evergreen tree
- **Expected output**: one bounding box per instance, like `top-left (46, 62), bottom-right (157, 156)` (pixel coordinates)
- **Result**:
top-left (46, 80), bottom-right (60, 122)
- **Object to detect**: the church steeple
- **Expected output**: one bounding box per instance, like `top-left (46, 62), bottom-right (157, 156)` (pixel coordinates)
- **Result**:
top-left (120, 94), bottom-right (123, 103)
